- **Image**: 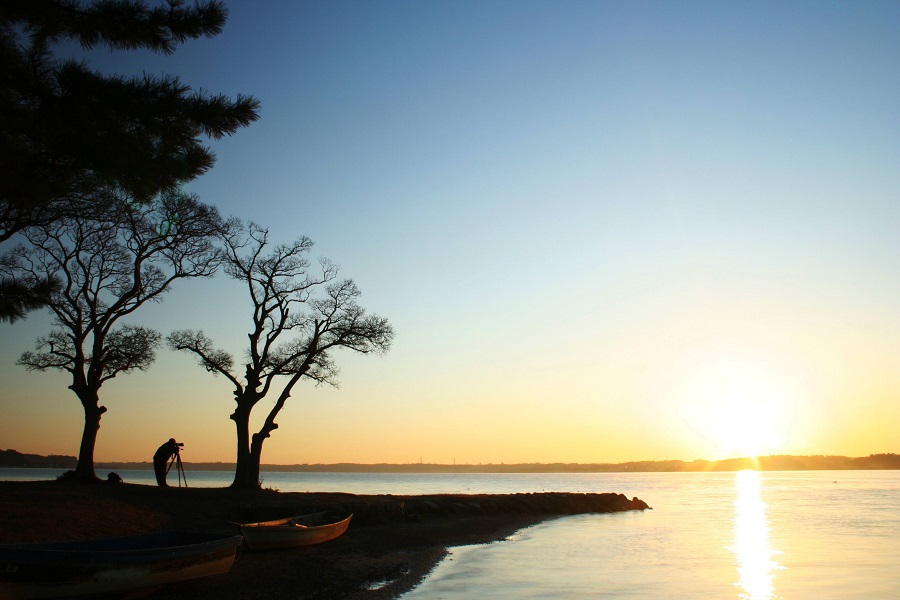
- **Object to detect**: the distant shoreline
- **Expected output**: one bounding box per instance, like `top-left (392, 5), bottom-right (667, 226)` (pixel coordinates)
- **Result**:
top-left (3, 449), bottom-right (898, 472)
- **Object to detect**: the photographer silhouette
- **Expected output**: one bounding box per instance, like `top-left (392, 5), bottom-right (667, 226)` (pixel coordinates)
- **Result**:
top-left (152, 438), bottom-right (185, 487)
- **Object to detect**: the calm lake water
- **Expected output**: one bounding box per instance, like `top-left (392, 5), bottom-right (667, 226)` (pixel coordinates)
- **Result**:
top-left (3, 468), bottom-right (898, 598)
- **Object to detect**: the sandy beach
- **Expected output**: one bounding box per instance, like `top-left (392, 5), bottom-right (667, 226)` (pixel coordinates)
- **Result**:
top-left (0, 480), bottom-right (649, 599)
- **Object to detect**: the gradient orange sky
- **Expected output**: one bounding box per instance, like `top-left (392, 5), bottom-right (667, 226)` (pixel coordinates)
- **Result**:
top-left (2, 1), bottom-right (899, 465)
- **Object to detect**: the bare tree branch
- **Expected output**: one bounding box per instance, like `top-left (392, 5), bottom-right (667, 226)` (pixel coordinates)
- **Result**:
top-left (169, 221), bottom-right (394, 488)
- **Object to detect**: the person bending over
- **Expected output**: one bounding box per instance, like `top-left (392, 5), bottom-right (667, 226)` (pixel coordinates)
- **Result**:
top-left (153, 438), bottom-right (182, 487)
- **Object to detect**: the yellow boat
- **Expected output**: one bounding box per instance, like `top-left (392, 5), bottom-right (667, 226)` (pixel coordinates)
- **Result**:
top-left (239, 513), bottom-right (352, 550)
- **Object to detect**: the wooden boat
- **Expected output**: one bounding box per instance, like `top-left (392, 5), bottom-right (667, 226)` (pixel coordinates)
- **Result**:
top-left (0, 531), bottom-right (242, 600)
top-left (240, 512), bottom-right (352, 550)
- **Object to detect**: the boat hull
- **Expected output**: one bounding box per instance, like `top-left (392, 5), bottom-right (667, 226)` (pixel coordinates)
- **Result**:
top-left (0, 531), bottom-right (242, 600)
top-left (240, 514), bottom-right (352, 550)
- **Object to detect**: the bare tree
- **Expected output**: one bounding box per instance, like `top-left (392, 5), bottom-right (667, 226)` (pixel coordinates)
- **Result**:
top-left (3, 191), bottom-right (223, 481)
top-left (168, 222), bottom-right (393, 489)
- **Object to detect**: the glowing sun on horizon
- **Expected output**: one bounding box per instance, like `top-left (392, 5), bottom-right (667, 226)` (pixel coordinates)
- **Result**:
top-left (680, 357), bottom-right (797, 459)
top-left (701, 391), bottom-right (788, 458)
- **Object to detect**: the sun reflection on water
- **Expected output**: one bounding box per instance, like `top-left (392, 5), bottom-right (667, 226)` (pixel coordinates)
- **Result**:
top-left (730, 470), bottom-right (783, 599)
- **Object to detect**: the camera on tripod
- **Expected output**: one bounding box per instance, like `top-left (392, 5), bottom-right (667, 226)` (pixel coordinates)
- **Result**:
top-left (167, 441), bottom-right (187, 487)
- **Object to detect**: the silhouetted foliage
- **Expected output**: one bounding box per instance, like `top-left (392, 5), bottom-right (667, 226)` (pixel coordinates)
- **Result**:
top-left (4, 191), bottom-right (224, 481)
top-left (0, 0), bottom-right (259, 320)
top-left (0, 275), bottom-right (58, 323)
top-left (168, 222), bottom-right (394, 489)
top-left (56, 469), bottom-right (78, 481)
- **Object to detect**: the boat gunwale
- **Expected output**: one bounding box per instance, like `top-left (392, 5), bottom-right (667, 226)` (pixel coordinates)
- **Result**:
top-left (240, 513), bottom-right (352, 531)
top-left (0, 531), bottom-right (242, 562)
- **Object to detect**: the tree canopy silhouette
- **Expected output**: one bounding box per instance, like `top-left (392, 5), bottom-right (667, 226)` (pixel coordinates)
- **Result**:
top-left (4, 192), bottom-right (224, 481)
top-left (0, 0), bottom-right (259, 319)
top-left (168, 222), bottom-right (394, 489)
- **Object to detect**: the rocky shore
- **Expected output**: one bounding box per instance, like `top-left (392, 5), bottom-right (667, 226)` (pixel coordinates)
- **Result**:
top-left (0, 480), bottom-right (650, 599)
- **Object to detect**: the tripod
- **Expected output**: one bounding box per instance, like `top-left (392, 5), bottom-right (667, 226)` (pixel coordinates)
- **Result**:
top-left (166, 448), bottom-right (188, 487)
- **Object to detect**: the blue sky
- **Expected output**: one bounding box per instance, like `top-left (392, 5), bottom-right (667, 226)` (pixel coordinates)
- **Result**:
top-left (2, 1), bottom-right (899, 464)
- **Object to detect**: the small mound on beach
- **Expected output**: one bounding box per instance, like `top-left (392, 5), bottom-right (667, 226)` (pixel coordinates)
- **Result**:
top-left (0, 480), bottom-right (649, 599)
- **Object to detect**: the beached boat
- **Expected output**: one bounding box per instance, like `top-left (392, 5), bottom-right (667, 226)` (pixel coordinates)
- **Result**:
top-left (240, 512), bottom-right (352, 550)
top-left (0, 531), bottom-right (242, 600)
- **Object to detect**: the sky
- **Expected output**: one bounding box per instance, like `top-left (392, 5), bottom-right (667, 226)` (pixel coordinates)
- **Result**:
top-left (2, 0), bottom-right (900, 466)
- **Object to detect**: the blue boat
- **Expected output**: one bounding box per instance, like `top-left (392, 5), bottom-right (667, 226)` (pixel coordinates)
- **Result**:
top-left (0, 531), bottom-right (242, 599)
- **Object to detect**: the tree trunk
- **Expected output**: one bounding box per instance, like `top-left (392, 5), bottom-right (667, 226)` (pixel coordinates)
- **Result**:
top-left (72, 389), bottom-right (105, 481)
top-left (230, 406), bottom-right (261, 489)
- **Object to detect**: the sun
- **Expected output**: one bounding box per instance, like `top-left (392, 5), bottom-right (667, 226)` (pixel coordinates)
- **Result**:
top-left (679, 356), bottom-right (797, 459)
top-left (700, 390), bottom-right (787, 458)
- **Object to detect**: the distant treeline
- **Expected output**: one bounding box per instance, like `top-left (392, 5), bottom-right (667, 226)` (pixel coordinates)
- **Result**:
top-left (0, 449), bottom-right (77, 469)
top-left (251, 454), bottom-right (900, 472)
top-left (5, 450), bottom-right (898, 472)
